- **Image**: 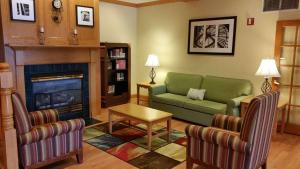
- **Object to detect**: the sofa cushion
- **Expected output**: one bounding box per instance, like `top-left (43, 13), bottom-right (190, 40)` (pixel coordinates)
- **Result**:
top-left (183, 100), bottom-right (227, 115)
top-left (152, 93), bottom-right (192, 107)
top-left (165, 72), bottom-right (203, 96)
top-left (201, 75), bottom-right (252, 103)
top-left (187, 88), bottom-right (206, 100)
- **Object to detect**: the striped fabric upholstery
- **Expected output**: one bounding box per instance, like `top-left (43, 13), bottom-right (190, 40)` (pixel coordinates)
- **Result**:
top-left (211, 114), bottom-right (243, 132)
top-left (12, 93), bottom-right (32, 134)
top-left (241, 91), bottom-right (279, 169)
top-left (186, 125), bottom-right (250, 169)
top-left (19, 119), bottom-right (85, 145)
top-left (20, 126), bottom-right (84, 167)
top-left (29, 109), bottom-right (59, 126)
top-left (11, 92), bottom-right (85, 168)
top-left (186, 91), bottom-right (279, 169)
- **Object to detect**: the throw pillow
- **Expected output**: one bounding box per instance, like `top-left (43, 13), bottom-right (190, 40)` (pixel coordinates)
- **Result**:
top-left (187, 88), bottom-right (206, 100)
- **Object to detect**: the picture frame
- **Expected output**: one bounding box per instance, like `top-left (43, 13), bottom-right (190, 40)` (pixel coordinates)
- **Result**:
top-left (188, 16), bottom-right (237, 55)
top-left (76, 5), bottom-right (94, 27)
top-left (10, 0), bottom-right (36, 22)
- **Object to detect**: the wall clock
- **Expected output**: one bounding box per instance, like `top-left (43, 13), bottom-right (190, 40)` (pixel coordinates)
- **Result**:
top-left (52, 0), bottom-right (63, 23)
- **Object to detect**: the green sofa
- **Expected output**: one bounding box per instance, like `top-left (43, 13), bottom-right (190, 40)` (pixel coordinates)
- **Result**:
top-left (149, 72), bottom-right (252, 126)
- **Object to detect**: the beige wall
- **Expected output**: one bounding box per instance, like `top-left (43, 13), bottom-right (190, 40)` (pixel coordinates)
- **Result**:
top-left (136, 0), bottom-right (300, 95)
top-left (100, 2), bottom-right (138, 94)
top-left (100, 0), bottom-right (300, 95)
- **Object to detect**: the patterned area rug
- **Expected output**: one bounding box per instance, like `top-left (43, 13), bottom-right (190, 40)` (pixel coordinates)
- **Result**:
top-left (84, 122), bottom-right (187, 169)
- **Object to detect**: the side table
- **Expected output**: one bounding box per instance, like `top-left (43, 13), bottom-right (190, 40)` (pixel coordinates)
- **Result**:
top-left (241, 97), bottom-right (288, 135)
top-left (136, 82), bottom-right (153, 105)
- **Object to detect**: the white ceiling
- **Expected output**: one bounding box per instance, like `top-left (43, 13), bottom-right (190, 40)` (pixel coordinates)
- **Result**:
top-left (121, 0), bottom-right (157, 4)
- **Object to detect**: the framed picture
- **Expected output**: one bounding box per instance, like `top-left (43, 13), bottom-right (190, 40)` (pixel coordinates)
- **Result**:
top-left (10, 0), bottom-right (36, 22)
top-left (188, 16), bottom-right (237, 55)
top-left (76, 5), bottom-right (94, 27)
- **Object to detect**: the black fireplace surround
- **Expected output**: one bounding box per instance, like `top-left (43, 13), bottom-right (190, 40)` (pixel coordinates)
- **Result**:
top-left (25, 64), bottom-right (89, 120)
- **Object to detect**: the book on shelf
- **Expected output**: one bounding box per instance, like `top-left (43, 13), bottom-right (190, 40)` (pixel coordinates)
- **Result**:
top-left (108, 85), bottom-right (115, 94)
top-left (116, 60), bottom-right (126, 70)
top-left (107, 62), bottom-right (112, 70)
top-left (109, 48), bottom-right (126, 59)
top-left (116, 73), bottom-right (125, 81)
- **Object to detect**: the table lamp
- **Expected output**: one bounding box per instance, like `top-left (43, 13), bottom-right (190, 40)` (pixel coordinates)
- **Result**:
top-left (145, 54), bottom-right (160, 84)
top-left (255, 58), bottom-right (281, 93)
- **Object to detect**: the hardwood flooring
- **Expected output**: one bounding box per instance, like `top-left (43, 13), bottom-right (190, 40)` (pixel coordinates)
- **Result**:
top-left (42, 101), bottom-right (300, 169)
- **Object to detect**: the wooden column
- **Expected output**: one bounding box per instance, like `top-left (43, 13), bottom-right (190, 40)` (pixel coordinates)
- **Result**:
top-left (0, 63), bottom-right (19, 169)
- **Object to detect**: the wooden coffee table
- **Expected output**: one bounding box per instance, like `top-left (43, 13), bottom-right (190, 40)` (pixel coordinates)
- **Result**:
top-left (108, 103), bottom-right (173, 150)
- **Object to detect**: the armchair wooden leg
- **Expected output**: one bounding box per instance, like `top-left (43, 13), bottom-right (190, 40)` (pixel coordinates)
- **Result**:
top-left (262, 162), bottom-right (267, 169)
top-left (76, 149), bottom-right (83, 164)
top-left (186, 156), bottom-right (193, 169)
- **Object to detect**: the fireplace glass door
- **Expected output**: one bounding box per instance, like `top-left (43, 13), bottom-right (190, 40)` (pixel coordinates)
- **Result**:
top-left (31, 74), bottom-right (83, 114)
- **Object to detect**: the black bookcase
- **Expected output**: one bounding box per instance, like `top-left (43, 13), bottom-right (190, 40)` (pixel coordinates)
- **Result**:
top-left (100, 42), bottom-right (131, 107)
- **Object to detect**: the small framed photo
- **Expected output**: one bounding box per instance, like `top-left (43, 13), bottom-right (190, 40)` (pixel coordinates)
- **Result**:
top-left (76, 5), bottom-right (94, 27)
top-left (188, 16), bottom-right (237, 55)
top-left (10, 0), bottom-right (36, 22)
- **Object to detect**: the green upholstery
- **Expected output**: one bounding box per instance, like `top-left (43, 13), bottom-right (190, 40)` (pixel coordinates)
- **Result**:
top-left (183, 100), bottom-right (227, 115)
top-left (149, 73), bottom-right (253, 126)
top-left (151, 93), bottom-right (192, 107)
top-left (165, 72), bottom-right (203, 96)
top-left (201, 76), bottom-right (252, 104)
top-left (150, 101), bottom-right (213, 126)
top-left (227, 95), bottom-right (251, 116)
top-left (149, 85), bottom-right (166, 96)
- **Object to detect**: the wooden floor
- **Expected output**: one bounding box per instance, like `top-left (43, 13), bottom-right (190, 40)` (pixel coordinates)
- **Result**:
top-left (42, 100), bottom-right (300, 169)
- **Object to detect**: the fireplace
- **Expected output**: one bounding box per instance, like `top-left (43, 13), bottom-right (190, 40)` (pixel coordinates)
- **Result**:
top-left (25, 64), bottom-right (89, 120)
top-left (32, 73), bottom-right (83, 113)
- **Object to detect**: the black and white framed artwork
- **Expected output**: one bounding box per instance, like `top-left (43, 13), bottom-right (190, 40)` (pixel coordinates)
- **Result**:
top-left (76, 5), bottom-right (94, 27)
top-left (10, 0), bottom-right (36, 22)
top-left (188, 16), bottom-right (237, 55)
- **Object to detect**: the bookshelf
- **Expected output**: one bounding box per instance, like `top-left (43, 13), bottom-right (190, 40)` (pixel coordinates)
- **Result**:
top-left (100, 42), bottom-right (131, 107)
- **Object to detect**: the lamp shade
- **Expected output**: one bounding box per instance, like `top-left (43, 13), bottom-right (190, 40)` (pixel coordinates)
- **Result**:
top-left (145, 54), bottom-right (160, 67)
top-left (255, 59), bottom-right (281, 78)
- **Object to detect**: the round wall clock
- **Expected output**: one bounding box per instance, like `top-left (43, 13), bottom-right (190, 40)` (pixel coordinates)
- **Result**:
top-left (52, 0), bottom-right (62, 9)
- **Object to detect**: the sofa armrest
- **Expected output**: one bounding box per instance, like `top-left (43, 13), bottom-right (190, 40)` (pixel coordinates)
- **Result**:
top-left (211, 114), bottom-right (242, 132)
top-left (19, 118), bottom-right (85, 145)
top-left (185, 125), bottom-right (250, 153)
top-left (226, 95), bottom-right (251, 116)
top-left (29, 109), bottom-right (59, 126)
top-left (149, 85), bottom-right (167, 96)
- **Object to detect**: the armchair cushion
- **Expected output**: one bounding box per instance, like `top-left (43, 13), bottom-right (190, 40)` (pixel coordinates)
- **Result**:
top-left (211, 114), bottom-right (243, 132)
top-left (19, 118), bottom-right (85, 145)
top-left (186, 125), bottom-right (250, 153)
top-left (30, 109), bottom-right (59, 126)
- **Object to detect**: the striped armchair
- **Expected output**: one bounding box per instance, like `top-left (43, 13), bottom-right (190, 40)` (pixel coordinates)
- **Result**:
top-left (12, 93), bottom-right (85, 169)
top-left (186, 91), bottom-right (279, 169)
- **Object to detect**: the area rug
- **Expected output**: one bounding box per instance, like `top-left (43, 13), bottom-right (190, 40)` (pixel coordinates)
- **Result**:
top-left (84, 122), bottom-right (187, 169)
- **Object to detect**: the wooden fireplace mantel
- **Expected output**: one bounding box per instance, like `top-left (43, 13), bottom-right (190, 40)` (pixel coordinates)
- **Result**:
top-left (4, 45), bottom-right (101, 120)
top-left (5, 44), bottom-right (101, 49)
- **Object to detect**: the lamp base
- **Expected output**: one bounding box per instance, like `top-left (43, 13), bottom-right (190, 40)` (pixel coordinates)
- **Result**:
top-left (149, 68), bottom-right (156, 85)
top-left (149, 81), bottom-right (156, 85)
top-left (261, 78), bottom-right (272, 93)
